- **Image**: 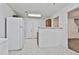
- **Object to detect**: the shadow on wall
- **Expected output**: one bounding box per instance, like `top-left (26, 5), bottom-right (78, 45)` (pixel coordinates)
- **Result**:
top-left (74, 19), bottom-right (79, 33)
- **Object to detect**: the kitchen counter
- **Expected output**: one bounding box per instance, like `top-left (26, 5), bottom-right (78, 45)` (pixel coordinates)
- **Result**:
top-left (38, 28), bottom-right (67, 48)
top-left (38, 27), bottom-right (63, 29)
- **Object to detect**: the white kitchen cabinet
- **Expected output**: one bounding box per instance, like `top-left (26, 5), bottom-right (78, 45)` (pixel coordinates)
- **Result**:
top-left (38, 28), bottom-right (64, 47)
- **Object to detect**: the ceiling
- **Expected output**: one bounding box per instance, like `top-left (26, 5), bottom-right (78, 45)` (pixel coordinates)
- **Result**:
top-left (7, 3), bottom-right (69, 18)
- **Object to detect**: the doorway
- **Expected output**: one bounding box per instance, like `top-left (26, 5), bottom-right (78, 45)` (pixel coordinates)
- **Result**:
top-left (25, 18), bottom-right (40, 39)
top-left (68, 7), bottom-right (79, 53)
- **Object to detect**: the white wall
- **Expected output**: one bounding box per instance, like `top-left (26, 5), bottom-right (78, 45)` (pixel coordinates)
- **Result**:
top-left (51, 4), bottom-right (79, 48)
top-left (0, 3), bottom-right (15, 38)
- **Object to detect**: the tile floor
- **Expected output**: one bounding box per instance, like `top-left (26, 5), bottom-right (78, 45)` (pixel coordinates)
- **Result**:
top-left (8, 39), bottom-right (79, 55)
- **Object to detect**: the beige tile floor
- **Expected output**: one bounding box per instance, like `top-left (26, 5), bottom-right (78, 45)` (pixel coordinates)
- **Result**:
top-left (8, 39), bottom-right (79, 55)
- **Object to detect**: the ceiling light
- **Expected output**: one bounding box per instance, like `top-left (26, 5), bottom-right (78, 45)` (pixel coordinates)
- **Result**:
top-left (28, 13), bottom-right (42, 17)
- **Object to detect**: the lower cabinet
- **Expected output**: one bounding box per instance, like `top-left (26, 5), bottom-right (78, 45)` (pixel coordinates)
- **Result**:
top-left (38, 28), bottom-right (65, 47)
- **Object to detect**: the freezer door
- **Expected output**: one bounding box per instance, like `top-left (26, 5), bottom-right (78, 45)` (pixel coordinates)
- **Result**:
top-left (0, 16), bottom-right (5, 38)
top-left (7, 17), bottom-right (24, 50)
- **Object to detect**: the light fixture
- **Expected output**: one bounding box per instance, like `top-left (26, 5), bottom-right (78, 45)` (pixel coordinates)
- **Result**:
top-left (28, 13), bottom-right (42, 18)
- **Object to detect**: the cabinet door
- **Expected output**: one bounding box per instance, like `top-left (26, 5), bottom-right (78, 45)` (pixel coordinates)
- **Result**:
top-left (39, 29), bottom-right (57, 47)
top-left (46, 19), bottom-right (51, 27)
top-left (39, 29), bottom-right (63, 47)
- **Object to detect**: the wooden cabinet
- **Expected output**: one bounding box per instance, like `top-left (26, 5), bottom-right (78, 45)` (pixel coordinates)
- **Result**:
top-left (68, 39), bottom-right (79, 53)
top-left (46, 19), bottom-right (51, 27)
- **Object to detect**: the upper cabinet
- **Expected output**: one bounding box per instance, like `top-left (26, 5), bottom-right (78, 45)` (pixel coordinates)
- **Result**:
top-left (53, 17), bottom-right (59, 28)
top-left (45, 17), bottom-right (59, 28)
top-left (46, 19), bottom-right (52, 27)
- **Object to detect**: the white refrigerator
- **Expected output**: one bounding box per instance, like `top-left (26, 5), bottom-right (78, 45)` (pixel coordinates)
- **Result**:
top-left (0, 16), bottom-right (5, 38)
top-left (7, 17), bottom-right (24, 50)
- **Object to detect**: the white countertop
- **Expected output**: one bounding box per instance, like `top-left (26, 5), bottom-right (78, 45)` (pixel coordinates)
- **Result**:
top-left (38, 27), bottom-right (63, 29)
